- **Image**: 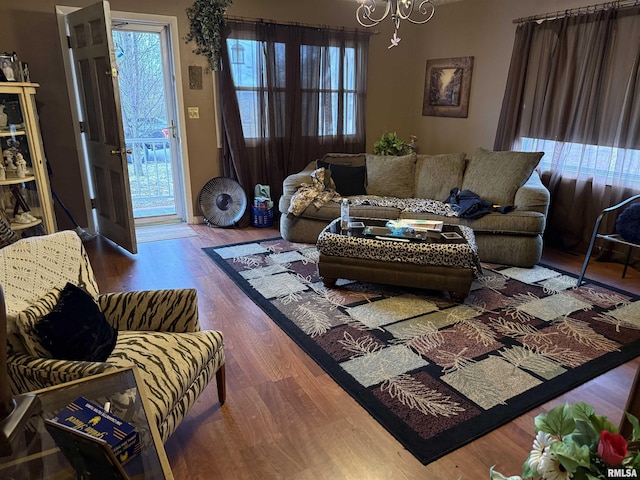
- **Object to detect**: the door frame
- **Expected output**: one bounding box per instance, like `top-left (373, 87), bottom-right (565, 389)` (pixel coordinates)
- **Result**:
top-left (55, 6), bottom-right (194, 233)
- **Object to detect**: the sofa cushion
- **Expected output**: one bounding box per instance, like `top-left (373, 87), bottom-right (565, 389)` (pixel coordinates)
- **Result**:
top-left (461, 148), bottom-right (543, 206)
top-left (17, 282), bottom-right (118, 362)
top-left (398, 209), bottom-right (546, 235)
top-left (365, 153), bottom-right (416, 198)
top-left (415, 153), bottom-right (467, 201)
top-left (317, 159), bottom-right (367, 196)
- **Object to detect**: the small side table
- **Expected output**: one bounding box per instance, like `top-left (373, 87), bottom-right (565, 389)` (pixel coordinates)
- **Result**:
top-left (0, 367), bottom-right (173, 479)
top-left (577, 194), bottom-right (640, 286)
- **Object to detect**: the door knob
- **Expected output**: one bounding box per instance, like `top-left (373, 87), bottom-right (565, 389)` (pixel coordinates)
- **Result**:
top-left (110, 148), bottom-right (132, 155)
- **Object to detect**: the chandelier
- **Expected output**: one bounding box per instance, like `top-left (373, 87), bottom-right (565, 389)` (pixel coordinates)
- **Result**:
top-left (356, 0), bottom-right (435, 48)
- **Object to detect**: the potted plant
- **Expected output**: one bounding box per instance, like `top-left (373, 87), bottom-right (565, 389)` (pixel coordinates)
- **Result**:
top-left (373, 132), bottom-right (409, 156)
top-left (185, 0), bottom-right (233, 71)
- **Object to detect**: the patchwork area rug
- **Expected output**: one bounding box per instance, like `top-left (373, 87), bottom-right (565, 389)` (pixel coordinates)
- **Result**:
top-left (203, 238), bottom-right (640, 465)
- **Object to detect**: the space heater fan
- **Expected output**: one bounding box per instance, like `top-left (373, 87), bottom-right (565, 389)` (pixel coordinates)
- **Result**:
top-left (198, 177), bottom-right (247, 227)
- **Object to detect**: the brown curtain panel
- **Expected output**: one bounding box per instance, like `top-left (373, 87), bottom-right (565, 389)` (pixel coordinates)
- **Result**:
top-left (495, 7), bottom-right (640, 257)
top-left (218, 20), bottom-right (369, 226)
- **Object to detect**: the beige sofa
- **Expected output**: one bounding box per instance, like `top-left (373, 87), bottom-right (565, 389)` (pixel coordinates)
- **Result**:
top-left (279, 148), bottom-right (551, 267)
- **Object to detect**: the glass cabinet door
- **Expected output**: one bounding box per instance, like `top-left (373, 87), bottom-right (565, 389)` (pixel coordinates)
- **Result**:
top-left (0, 83), bottom-right (56, 239)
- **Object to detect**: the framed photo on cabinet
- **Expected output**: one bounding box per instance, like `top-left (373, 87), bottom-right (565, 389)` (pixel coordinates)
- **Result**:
top-left (0, 53), bottom-right (21, 82)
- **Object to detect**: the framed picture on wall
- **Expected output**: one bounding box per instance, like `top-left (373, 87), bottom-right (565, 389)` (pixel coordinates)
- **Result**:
top-left (0, 53), bottom-right (21, 82)
top-left (422, 56), bottom-right (474, 118)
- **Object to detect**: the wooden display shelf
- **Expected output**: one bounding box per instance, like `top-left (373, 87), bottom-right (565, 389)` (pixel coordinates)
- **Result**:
top-left (10, 217), bottom-right (42, 231)
top-left (0, 82), bottom-right (56, 234)
top-left (0, 174), bottom-right (35, 186)
top-left (0, 127), bottom-right (26, 137)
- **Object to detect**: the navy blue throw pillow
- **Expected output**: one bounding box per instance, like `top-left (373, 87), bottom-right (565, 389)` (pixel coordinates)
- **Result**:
top-left (317, 160), bottom-right (367, 196)
top-left (34, 283), bottom-right (117, 362)
top-left (616, 203), bottom-right (640, 245)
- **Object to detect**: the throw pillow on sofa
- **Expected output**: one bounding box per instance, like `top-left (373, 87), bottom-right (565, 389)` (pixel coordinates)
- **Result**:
top-left (319, 153), bottom-right (366, 166)
top-left (317, 159), bottom-right (367, 196)
top-left (415, 153), bottom-right (467, 202)
top-left (15, 285), bottom-right (64, 358)
top-left (461, 147), bottom-right (543, 206)
top-left (365, 153), bottom-right (416, 198)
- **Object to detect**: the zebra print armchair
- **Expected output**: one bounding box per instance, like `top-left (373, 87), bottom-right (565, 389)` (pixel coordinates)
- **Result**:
top-left (0, 230), bottom-right (225, 442)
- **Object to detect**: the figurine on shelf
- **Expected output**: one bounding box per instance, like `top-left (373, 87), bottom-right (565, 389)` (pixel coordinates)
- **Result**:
top-left (0, 161), bottom-right (5, 181)
top-left (0, 104), bottom-right (7, 128)
top-left (13, 212), bottom-right (37, 224)
top-left (21, 62), bottom-right (30, 83)
top-left (15, 153), bottom-right (26, 178)
top-left (2, 149), bottom-right (15, 171)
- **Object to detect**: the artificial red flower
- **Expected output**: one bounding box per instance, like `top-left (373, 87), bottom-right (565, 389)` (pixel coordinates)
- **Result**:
top-left (598, 430), bottom-right (628, 466)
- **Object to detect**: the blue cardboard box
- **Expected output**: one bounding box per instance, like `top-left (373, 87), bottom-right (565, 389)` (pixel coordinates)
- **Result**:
top-left (49, 396), bottom-right (141, 465)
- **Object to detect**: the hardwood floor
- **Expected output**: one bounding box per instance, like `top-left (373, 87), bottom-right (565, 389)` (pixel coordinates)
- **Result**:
top-left (83, 225), bottom-right (640, 480)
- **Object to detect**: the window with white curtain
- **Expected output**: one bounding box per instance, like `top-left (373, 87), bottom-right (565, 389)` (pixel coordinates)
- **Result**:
top-left (496, 8), bottom-right (640, 192)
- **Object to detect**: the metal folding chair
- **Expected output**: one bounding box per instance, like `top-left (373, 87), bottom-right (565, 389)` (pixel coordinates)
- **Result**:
top-left (577, 194), bottom-right (640, 286)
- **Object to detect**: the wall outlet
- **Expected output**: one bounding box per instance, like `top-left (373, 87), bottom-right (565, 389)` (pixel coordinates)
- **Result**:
top-left (188, 107), bottom-right (199, 119)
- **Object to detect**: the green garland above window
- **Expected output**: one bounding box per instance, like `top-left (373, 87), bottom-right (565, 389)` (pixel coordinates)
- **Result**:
top-left (185, 0), bottom-right (233, 71)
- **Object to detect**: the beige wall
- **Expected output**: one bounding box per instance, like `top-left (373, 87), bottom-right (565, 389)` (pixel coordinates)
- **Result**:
top-left (0, 0), bottom-right (596, 230)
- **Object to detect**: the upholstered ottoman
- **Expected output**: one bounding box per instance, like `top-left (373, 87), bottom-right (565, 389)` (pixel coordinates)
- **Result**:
top-left (316, 218), bottom-right (482, 300)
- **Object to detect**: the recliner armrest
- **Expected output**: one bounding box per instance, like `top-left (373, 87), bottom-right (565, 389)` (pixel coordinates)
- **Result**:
top-left (98, 289), bottom-right (201, 333)
top-left (8, 351), bottom-right (115, 394)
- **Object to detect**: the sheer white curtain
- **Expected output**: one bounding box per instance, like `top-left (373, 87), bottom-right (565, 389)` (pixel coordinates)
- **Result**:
top-left (496, 7), bottom-right (640, 251)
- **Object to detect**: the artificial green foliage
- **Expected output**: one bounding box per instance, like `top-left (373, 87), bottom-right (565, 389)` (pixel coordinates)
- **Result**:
top-left (185, 0), bottom-right (233, 71)
top-left (490, 402), bottom-right (640, 480)
top-left (373, 132), bottom-right (409, 156)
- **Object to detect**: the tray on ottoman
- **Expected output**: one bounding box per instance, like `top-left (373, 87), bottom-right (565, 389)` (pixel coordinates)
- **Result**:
top-left (316, 218), bottom-right (482, 300)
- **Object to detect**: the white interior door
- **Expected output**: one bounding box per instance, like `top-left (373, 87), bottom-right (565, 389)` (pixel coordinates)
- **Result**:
top-left (65, 1), bottom-right (137, 253)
